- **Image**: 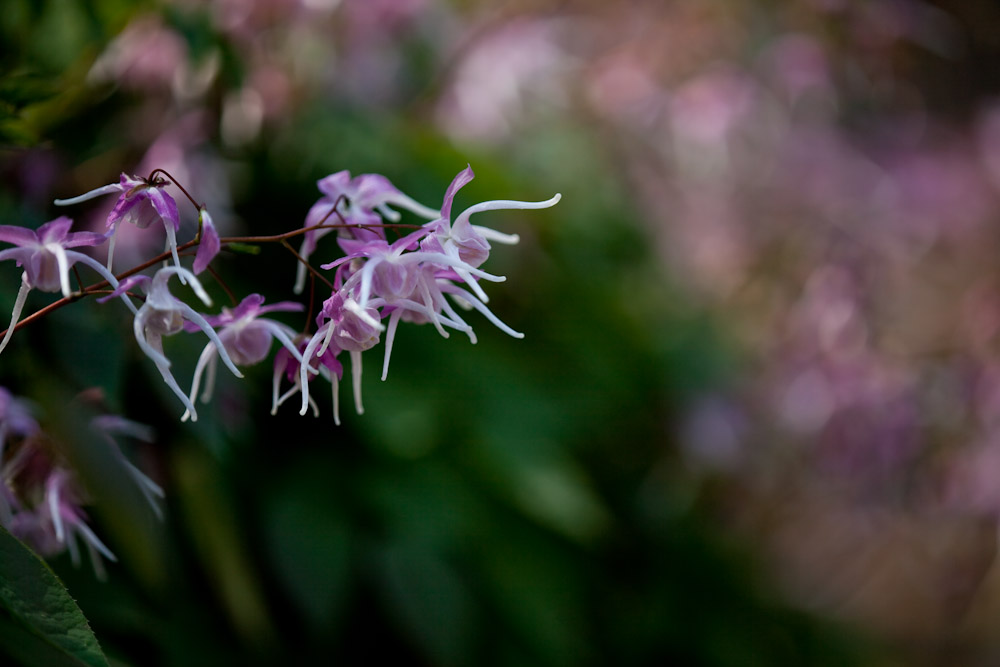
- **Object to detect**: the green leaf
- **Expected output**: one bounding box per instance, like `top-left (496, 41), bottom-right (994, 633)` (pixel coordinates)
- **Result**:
top-left (0, 525), bottom-right (108, 667)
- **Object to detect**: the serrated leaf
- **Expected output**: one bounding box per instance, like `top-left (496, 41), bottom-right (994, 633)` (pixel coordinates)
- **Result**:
top-left (0, 525), bottom-right (108, 667)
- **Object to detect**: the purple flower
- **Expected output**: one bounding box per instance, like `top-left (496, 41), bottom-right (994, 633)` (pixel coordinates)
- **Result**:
top-left (2, 441), bottom-right (115, 577)
top-left (420, 165), bottom-right (560, 302)
top-left (193, 206), bottom-right (221, 275)
top-left (180, 294), bottom-right (305, 421)
top-left (272, 335), bottom-right (344, 421)
top-left (321, 236), bottom-right (479, 380)
top-left (0, 217), bottom-right (106, 294)
top-left (54, 173), bottom-right (183, 275)
top-left (40, 469), bottom-right (117, 575)
top-left (298, 292), bottom-right (382, 420)
top-left (0, 216), bottom-right (136, 354)
top-left (0, 387), bottom-right (162, 576)
top-left (101, 266), bottom-right (243, 419)
top-left (293, 170), bottom-right (439, 293)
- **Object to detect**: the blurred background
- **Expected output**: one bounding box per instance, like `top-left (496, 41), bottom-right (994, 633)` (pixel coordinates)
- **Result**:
top-left (3, 0), bottom-right (1000, 664)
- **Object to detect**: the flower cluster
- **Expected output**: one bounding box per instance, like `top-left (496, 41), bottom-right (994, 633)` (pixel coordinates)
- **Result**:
top-left (0, 165), bottom-right (558, 425)
top-left (0, 388), bottom-right (160, 577)
top-left (289, 166), bottom-right (560, 422)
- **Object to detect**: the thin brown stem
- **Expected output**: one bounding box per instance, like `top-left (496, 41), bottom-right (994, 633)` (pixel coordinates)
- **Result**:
top-left (206, 264), bottom-right (238, 306)
top-left (221, 219), bottom-right (420, 245)
top-left (281, 240), bottom-right (335, 291)
top-left (147, 168), bottom-right (203, 210)
top-left (1, 294), bottom-right (85, 336)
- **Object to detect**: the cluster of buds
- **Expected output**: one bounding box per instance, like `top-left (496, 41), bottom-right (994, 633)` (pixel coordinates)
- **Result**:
top-left (0, 388), bottom-right (161, 576)
top-left (0, 165), bottom-right (559, 424)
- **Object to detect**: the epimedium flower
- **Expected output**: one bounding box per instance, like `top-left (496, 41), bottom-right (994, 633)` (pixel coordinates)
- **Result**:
top-left (298, 291), bottom-right (382, 420)
top-left (2, 435), bottom-right (116, 577)
top-left (99, 266), bottom-right (243, 419)
top-left (0, 216), bottom-right (137, 355)
top-left (180, 294), bottom-right (307, 422)
top-left (322, 239), bottom-right (477, 380)
top-left (272, 335), bottom-right (344, 422)
top-left (293, 170), bottom-right (440, 294)
top-left (36, 469), bottom-right (117, 576)
top-left (419, 164), bottom-right (561, 303)
top-left (193, 206), bottom-right (221, 275)
top-left (328, 225), bottom-right (507, 316)
top-left (54, 172), bottom-right (183, 276)
top-left (0, 385), bottom-right (164, 577)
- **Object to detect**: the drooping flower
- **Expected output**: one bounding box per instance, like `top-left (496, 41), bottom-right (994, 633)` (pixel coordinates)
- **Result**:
top-left (0, 216), bottom-right (136, 354)
top-left (320, 234), bottom-right (479, 380)
top-left (193, 206), bottom-right (221, 275)
top-left (0, 386), bottom-right (165, 577)
top-left (419, 164), bottom-right (561, 302)
top-left (297, 291), bottom-right (382, 420)
top-left (54, 173), bottom-right (183, 275)
top-left (2, 434), bottom-right (116, 577)
top-left (36, 469), bottom-right (117, 575)
top-left (271, 335), bottom-right (344, 421)
top-left (100, 266), bottom-right (243, 419)
top-left (90, 414), bottom-right (163, 519)
top-left (293, 171), bottom-right (439, 293)
top-left (180, 294), bottom-right (306, 421)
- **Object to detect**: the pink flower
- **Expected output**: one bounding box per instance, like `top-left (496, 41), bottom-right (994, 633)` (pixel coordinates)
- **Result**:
top-left (0, 216), bottom-right (135, 354)
top-left (193, 206), bottom-right (221, 275)
top-left (54, 173), bottom-right (183, 275)
top-left (180, 294), bottom-right (305, 421)
top-left (100, 266), bottom-right (243, 419)
top-left (293, 170), bottom-right (439, 293)
top-left (271, 336), bottom-right (343, 420)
